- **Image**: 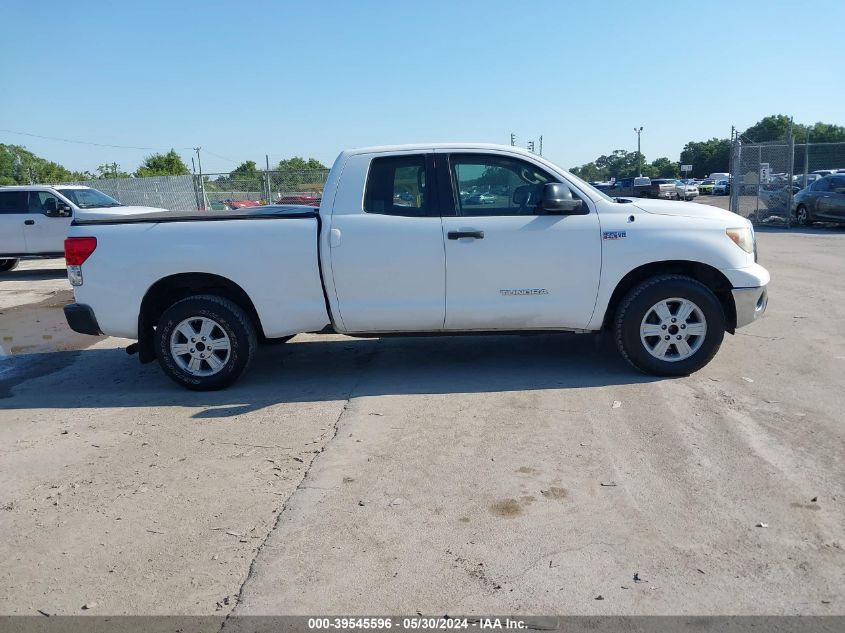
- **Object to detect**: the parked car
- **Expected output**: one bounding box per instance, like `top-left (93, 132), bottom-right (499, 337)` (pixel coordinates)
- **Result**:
top-left (792, 174), bottom-right (845, 225)
top-left (793, 173), bottom-right (823, 189)
top-left (277, 194), bottom-right (321, 206)
top-left (223, 199), bottom-right (262, 210)
top-left (465, 192), bottom-right (496, 204)
top-left (0, 185), bottom-right (165, 273)
top-left (674, 180), bottom-right (699, 201)
top-left (810, 169), bottom-right (845, 177)
top-left (645, 179), bottom-right (676, 199)
top-left (712, 180), bottom-right (731, 196)
top-left (698, 179), bottom-right (716, 195)
top-left (63, 143), bottom-right (768, 390)
top-left (606, 176), bottom-right (652, 198)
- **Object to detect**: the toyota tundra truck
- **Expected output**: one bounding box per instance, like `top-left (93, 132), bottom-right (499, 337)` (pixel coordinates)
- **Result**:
top-left (63, 144), bottom-right (769, 390)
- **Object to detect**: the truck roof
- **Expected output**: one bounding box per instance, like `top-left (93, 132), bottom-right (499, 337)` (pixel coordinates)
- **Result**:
top-left (341, 143), bottom-right (541, 158)
top-left (0, 184), bottom-right (91, 191)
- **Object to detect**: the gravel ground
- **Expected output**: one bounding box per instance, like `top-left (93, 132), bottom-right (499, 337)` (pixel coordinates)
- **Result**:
top-left (0, 223), bottom-right (843, 616)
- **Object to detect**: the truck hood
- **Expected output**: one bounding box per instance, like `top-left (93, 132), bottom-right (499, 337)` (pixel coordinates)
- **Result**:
top-left (630, 198), bottom-right (742, 223)
top-left (75, 205), bottom-right (169, 220)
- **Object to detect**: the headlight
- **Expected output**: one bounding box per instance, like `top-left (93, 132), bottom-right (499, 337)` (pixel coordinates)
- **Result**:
top-left (726, 227), bottom-right (754, 254)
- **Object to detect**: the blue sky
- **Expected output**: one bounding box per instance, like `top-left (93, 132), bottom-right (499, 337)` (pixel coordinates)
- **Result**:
top-left (1, 0), bottom-right (842, 174)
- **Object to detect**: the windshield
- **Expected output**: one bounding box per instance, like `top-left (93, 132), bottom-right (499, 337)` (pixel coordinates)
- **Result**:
top-left (56, 188), bottom-right (122, 209)
top-left (564, 170), bottom-right (614, 202)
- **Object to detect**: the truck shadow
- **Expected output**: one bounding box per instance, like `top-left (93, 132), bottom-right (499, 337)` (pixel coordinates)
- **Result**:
top-left (2, 333), bottom-right (659, 416)
top-left (2, 266), bottom-right (69, 282)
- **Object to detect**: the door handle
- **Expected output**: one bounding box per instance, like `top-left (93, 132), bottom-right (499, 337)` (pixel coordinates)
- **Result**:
top-left (24, 220), bottom-right (35, 225)
top-left (448, 230), bottom-right (484, 240)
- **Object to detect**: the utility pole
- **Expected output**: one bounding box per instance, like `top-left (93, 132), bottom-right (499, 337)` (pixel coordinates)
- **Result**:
top-left (634, 127), bottom-right (643, 176)
top-left (265, 154), bottom-right (271, 203)
top-left (194, 147), bottom-right (206, 210)
top-left (510, 133), bottom-right (516, 146)
top-left (528, 140), bottom-right (535, 153)
top-left (539, 135), bottom-right (543, 156)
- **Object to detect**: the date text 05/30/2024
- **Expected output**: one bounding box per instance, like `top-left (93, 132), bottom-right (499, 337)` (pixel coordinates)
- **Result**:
top-left (307, 617), bottom-right (528, 630)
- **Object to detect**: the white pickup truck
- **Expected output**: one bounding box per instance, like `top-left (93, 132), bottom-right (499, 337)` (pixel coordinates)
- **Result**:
top-left (0, 185), bottom-right (165, 271)
top-left (63, 144), bottom-right (769, 390)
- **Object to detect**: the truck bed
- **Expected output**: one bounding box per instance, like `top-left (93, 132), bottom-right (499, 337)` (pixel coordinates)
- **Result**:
top-left (68, 205), bottom-right (330, 340)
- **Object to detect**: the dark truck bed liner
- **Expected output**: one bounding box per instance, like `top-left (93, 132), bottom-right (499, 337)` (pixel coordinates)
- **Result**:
top-left (72, 204), bottom-right (319, 226)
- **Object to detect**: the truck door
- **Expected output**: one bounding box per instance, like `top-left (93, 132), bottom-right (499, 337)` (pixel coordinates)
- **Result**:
top-left (0, 190), bottom-right (29, 255)
top-left (438, 152), bottom-right (601, 330)
top-left (326, 152), bottom-right (446, 332)
top-left (24, 191), bottom-right (72, 254)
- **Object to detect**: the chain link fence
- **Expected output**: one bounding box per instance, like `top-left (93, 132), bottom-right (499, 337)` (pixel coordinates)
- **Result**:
top-left (730, 139), bottom-right (845, 227)
top-left (201, 169), bottom-right (329, 209)
top-left (729, 138), bottom-right (794, 226)
top-left (60, 168), bottom-right (331, 212)
top-left (62, 175), bottom-right (200, 211)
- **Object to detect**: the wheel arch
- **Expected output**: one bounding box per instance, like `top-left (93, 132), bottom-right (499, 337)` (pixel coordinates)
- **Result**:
top-left (601, 260), bottom-right (737, 334)
top-left (137, 273), bottom-right (264, 363)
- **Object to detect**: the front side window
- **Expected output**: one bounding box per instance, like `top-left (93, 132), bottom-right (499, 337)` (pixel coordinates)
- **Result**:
top-left (813, 179), bottom-right (830, 192)
top-left (829, 177), bottom-right (845, 192)
top-left (28, 191), bottom-right (60, 214)
top-left (451, 154), bottom-right (564, 216)
top-left (364, 155), bottom-right (428, 216)
top-left (0, 191), bottom-right (27, 214)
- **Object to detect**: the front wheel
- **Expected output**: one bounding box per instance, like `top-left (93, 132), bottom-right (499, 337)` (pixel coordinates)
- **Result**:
top-left (0, 259), bottom-right (20, 272)
top-left (794, 205), bottom-right (812, 226)
top-left (614, 275), bottom-right (725, 376)
top-left (154, 295), bottom-right (257, 390)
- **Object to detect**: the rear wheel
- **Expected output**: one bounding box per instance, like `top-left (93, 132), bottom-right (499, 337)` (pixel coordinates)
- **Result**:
top-left (0, 259), bottom-right (19, 272)
top-left (154, 295), bottom-right (257, 390)
top-left (614, 275), bottom-right (725, 376)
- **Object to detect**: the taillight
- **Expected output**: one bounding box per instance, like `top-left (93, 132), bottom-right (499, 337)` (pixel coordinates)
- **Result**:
top-left (64, 237), bottom-right (97, 266)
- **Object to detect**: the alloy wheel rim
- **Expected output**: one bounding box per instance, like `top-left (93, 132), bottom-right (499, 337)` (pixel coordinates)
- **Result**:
top-left (640, 297), bottom-right (707, 362)
top-left (169, 317), bottom-right (231, 376)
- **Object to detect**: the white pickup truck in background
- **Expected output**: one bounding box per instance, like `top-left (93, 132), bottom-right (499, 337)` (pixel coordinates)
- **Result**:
top-left (0, 185), bottom-right (165, 271)
top-left (63, 144), bottom-right (769, 390)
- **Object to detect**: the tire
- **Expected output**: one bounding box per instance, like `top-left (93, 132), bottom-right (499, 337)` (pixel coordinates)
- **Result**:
top-left (154, 295), bottom-right (257, 391)
top-left (614, 275), bottom-right (725, 377)
top-left (795, 205), bottom-right (812, 226)
top-left (0, 259), bottom-right (20, 272)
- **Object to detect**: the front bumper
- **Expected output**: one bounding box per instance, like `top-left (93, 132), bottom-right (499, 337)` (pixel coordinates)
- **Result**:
top-left (64, 303), bottom-right (102, 335)
top-left (732, 286), bottom-right (768, 329)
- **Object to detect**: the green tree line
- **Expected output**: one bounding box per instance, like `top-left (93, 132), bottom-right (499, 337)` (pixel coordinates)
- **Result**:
top-left (570, 115), bottom-right (845, 181)
top-left (1, 144), bottom-right (329, 189)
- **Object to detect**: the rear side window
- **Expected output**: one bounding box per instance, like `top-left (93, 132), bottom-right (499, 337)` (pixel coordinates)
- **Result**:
top-left (0, 191), bottom-right (28, 214)
top-left (364, 155), bottom-right (428, 216)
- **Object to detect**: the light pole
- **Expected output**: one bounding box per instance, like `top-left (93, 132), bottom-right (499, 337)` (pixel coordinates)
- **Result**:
top-left (634, 127), bottom-right (643, 176)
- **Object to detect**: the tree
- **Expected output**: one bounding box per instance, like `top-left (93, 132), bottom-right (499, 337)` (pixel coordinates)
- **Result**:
top-left (804, 121), bottom-right (845, 143)
top-left (741, 115), bottom-right (795, 143)
top-left (135, 149), bottom-right (190, 177)
top-left (276, 156), bottom-right (327, 171)
top-left (275, 156), bottom-right (329, 190)
top-left (0, 143), bottom-right (86, 185)
top-left (95, 163), bottom-right (130, 179)
top-left (647, 157), bottom-right (680, 179)
top-left (679, 138), bottom-right (731, 178)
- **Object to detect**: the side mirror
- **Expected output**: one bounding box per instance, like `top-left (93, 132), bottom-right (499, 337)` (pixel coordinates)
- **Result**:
top-left (539, 182), bottom-right (585, 214)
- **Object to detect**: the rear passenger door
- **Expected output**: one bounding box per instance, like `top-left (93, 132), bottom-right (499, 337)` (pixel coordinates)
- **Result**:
top-left (0, 191), bottom-right (29, 255)
top-left (326, 152), bottom-right (446, 332)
